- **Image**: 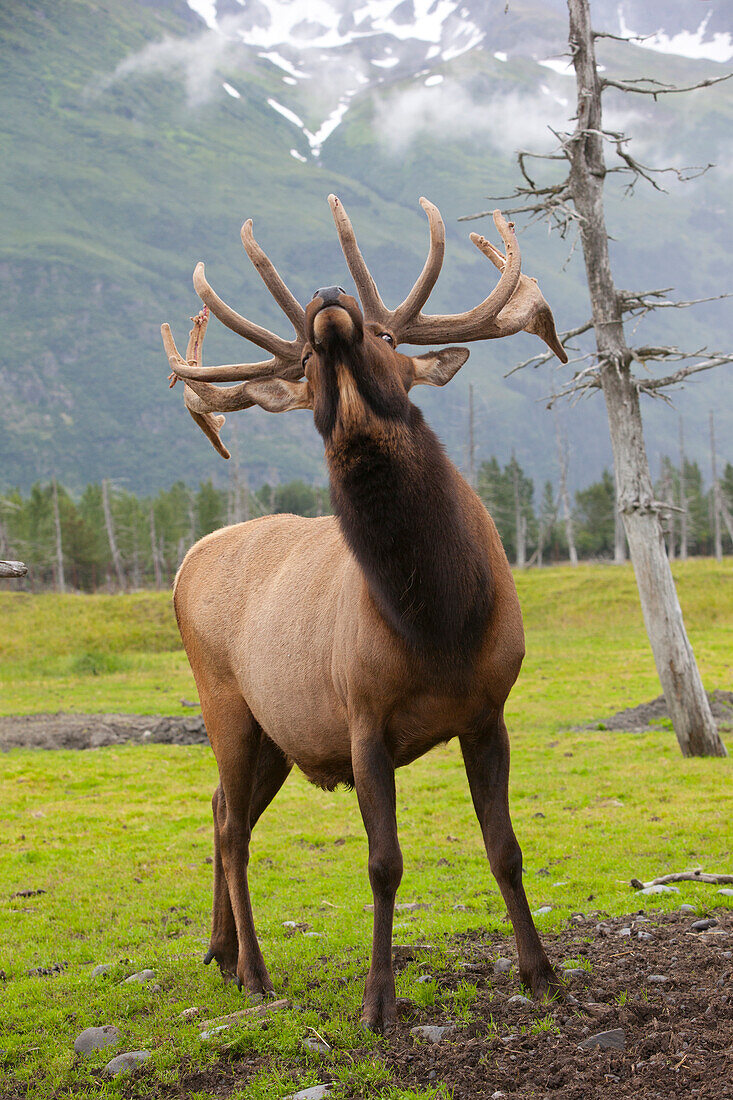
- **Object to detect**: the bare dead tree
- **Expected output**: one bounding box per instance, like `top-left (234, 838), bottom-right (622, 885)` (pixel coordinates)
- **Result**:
top-left (102, 478), bottom-right (125, 591)
top-left (149, 508), bottom-right (162, 590)
top-left (678, 418), bottom-right (688, 561)
top-left (51, 477), bottom-right (65, 593)
top-left (709, 411), bottom-right (723, 562)
top-left (462, 0), bottom-right (730, 756)
top-left (555, 416), bottom-right (578, 566)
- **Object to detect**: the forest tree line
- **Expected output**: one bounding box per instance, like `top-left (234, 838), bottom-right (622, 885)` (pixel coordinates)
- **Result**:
top-left (2, 455), bottom-right (731, 592)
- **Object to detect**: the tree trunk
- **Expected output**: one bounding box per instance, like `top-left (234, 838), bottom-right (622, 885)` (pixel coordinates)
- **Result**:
top-left (567, 0), bottom-right (725, 756)
top-left (710, 411), bottom-right (722, 562)
top-left (149, 509), bottom-right (162, 590)
top-left (555, 419), bottom-right (578, 566)
top-left (102, 478), bottom-right (126, 591)
top-left (52, 477), bottom-right (65, 593)
top-left (512, 454), bottom-right (526, 568)
top-left (0, 560), bottom-right (27, 578)
top-left (614, 500), bottom-right (626, 563)
top-left (678, 418), bottom-right (688, 560)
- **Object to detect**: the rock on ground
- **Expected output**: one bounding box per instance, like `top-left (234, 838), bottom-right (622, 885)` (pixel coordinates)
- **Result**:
top-left (103, 1050), bottom-right (151, 1076)
top-left (73, 1026), bottom-right (120, 1056)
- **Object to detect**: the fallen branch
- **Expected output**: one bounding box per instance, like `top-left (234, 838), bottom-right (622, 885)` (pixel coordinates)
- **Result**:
top-left (200, 998), bottom-right (290, 1030)
top-left (630, 870), bottom-right (733, 890)
top-left (0, 560), bottom-right (27, 578)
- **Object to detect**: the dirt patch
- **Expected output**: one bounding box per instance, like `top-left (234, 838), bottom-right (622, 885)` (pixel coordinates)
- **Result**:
top-left (585, 689), bottom-right (733, 734)
top-left (109, 908), bottom-right (732, 1100)
top-left (0, 712), bottom-right (207, 752)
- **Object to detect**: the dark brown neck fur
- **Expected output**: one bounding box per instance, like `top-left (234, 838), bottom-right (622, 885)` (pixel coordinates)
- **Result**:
top-left (324, 395), bottom-right (494, 666)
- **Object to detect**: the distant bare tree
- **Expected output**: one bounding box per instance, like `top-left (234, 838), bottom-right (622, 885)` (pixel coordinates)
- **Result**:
top-left (463, 0), bottom-right (730, 756)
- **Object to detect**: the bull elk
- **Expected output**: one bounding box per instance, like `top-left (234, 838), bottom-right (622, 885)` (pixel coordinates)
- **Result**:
top-left (162, 196), bottom-right (568, 1031)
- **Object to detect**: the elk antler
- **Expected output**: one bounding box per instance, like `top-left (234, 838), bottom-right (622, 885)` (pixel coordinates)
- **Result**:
top-left (328, 197), bottom-right (567, 362)
top-left (162, 219), bottom-right (308, 454)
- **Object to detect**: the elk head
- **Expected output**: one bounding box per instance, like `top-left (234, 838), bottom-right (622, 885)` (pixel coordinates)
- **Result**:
top-left (162, 196), bottom-right (568, 457)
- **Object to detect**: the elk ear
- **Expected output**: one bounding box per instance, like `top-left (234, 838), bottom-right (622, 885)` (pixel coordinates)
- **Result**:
top-left (410, 347), bottom-right (470, 388)
top-left (245, 377), bottom-right (312, 413)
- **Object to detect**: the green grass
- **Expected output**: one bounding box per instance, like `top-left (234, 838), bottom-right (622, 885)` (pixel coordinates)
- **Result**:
top-left (0, 560), bottom-right (731, 1098)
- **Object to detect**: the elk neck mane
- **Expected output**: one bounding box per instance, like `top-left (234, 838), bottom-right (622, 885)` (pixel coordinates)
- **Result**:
top-left (323, 365), bottom-right (494, 666)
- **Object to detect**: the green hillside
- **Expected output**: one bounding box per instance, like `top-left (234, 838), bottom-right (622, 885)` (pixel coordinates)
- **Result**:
top-left (1, 0), bottom-right (731, 494)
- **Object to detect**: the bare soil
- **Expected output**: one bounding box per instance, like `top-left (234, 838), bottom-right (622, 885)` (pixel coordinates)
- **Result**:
top-left (110, 909), bottom-right (732, 1100)
top-left (585, 690), bottom-right (733, 734)
top-left (0, 712), bottom-right (207, 752)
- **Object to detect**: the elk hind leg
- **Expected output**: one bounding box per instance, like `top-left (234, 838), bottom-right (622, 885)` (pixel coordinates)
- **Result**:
top-left (202, 689), bottom-right (276, 993)
top-left (460, 713), bottom-right (562, 998)
top-left (207, 734), bottom-right (292, 981)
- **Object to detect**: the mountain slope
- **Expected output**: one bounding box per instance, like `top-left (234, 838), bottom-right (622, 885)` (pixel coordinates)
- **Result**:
top-left (1, 0), bottom-right (731, 494)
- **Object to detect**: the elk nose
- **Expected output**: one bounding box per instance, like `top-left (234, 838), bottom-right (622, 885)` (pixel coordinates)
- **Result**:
top-left (313, 285), bottom-right (346, 304)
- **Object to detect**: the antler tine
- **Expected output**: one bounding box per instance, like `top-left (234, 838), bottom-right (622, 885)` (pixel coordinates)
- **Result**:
top-left (328, 194), bottom-right (390, 325)
top-left (241, 219), bottom-right (306, 337)
top-left (390, 197), bottom-right (446, 332)
top-left (193, 262), bottom-right (301, 362)
top-left (162, 317), bottom-right (287, 383)
top-left (399, 211), bottom-right (522, 344)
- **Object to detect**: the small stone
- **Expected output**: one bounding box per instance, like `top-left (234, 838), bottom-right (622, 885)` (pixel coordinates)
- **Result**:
top-left (508, 994), bottom-right (532, 1007)
top-left (91, 964), bottom-right (111, 978)
top-left (718, 888), bottom-right (733, 897)
top-left (493, 957), bottom-right (513, 975)
top-left (563, 968), bottom-right (588, 979)
top-left (284, 1088), bottom-right (332, 1100)
top-left (452, 904), bottom-right (468, 911)
top-left (492, 1093), bottom-right (506, 1099)
top-left (618, 927), bottom-right (632, 937)
top-left (691, 918), bottom-right (718, 932)
top-left (179, 1007), bottom-right (202, 1020)
top-left (410, 1024), bottom-right (455, 1043)
top-left (123, 969), bottom-right (156, 984)
top-left (416, 974), bottom-right (435, 984)
top-left (103, 1050), bottom-right (151, 1076)
top-left (679, 904), bottom-right (696, 913)
top-left (200, 1024), bottom-right (231, 1040)
top-left (638, 884), bottom-right (679, 895)
top-left (534, 905), bottom-right (552, 915)
top-left (74, 1025), bottom-right (120, 1056)
top-left (579, 1028), bottom-right (626, 1052)
top-left (648, 974), bottom-right (668, 983)
top-left (637, 931), bottom-right (654, 941)
top-left (302, 1036), bottom-right (330, 1055)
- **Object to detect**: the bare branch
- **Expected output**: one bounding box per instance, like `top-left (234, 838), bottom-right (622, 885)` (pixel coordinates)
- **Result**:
top-left (631, 870), bottom-right (733, 889)
top-left (636, 355), bottom-right (733, 393)
top-left (602, 72), bottom-right (733, 100)
top-left (592, 29), bottom-right (654, 43)
top-left (505, 318), bottom-right (594, 375)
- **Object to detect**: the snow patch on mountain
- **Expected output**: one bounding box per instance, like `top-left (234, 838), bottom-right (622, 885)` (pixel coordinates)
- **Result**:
top-left (618, 8), bottom-right (733, 63)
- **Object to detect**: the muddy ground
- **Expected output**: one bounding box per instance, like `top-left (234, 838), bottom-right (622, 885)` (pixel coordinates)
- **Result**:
top-left (118, 908), bottom-right (732, 1100)
top-left (2, 691), bottom-right (731, 753)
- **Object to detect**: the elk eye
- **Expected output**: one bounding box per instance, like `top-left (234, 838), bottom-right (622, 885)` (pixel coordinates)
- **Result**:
top-left (302, 350), bottom-right (312, 366)
top-left (379, 332), bottom-right (394, 346)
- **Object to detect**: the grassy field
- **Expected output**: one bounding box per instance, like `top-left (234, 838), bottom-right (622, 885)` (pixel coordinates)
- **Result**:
top-left (0, 560), bottom-right (731, 1099)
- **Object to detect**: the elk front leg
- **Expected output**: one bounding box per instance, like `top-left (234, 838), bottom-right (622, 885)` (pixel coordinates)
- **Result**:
top-left (352, 733), bottom-right (403, 1033)
top-left (460, 713), bottom-right (562, 999)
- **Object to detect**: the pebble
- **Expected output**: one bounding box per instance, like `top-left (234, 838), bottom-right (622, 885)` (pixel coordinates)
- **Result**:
top-left (91, 964), bottom-right (111, 978)
top-left (563, 968), bottom-right (588, 978)
top-left (416, 974), bottom-right (435, 984)
top-left (410, 1024), bottom-right (456, 1043)
top-left (123, 969), bottom-right (156, 984)
top-left (302, 1036), bottom-right (330, 1054)
top-left (284, 1088), bottom-right (332, 1100)
top-left (508, 994), bottom-right (532, 1007)
top-left (492, 1092), bottom-right (507, 1099)
top-left (103, 1050), bottom-right (151, 1076)
top-left (618, 927), bottom-right (632, 937)
top-left (179, 1007), bottom-right (202, 1019)
top-left (74, 1025), bottom-right (120, 1056)
top-left (648, 974), bottom-right (669, 983)
top-left (679, 904), bottom-right (696, 912)
top-left (637, 931), bottom-right (654, 941)
top-left (578, 1028), bottom-right (626, 1052)
top-left (493, 957), bottom-right (513, 975)
top-left (639, 884), bottom-right (679, 895)
top-left (534, 905), bottom-right (553, 915)
top-left (718, 888), bottom-right (733, 897)
top-left (691, 918), bottom-right (718, 932)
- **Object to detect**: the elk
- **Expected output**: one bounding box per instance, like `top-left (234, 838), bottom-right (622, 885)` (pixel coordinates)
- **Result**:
top-left (162, 196), bottom-right (568, 1031)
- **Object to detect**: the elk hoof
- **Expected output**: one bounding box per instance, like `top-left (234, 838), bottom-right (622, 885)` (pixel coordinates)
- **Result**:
top-left (203, 949), bottom-right (215, 966)
top-left (524, 962), bottom-right (565, 1001)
